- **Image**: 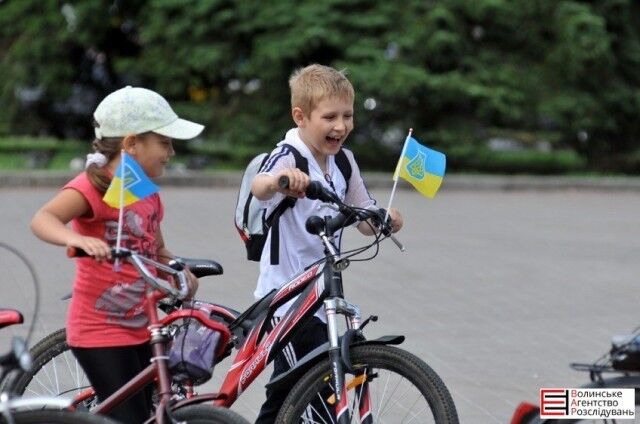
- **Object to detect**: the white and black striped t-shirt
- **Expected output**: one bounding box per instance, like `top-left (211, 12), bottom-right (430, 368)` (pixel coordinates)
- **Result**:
top-left (254, 127), bottom-right (376, 319)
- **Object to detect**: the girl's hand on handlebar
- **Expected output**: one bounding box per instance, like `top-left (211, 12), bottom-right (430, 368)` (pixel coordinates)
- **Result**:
top-left (185, 269), bottom-right (199, 300)
top-left (275, 169), bottom-right (309, 198)
top-left (67, 236), bottom-right (111, 261)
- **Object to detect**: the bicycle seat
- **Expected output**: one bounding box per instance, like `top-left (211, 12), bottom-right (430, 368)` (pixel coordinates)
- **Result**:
top-left (182, 258), bottom-right (223, 278)
top-left (0, 308), bottom-right (23, 329)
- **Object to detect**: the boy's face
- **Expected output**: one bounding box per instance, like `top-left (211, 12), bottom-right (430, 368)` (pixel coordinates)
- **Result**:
top-left (295, 96), bottom-right (354, 161)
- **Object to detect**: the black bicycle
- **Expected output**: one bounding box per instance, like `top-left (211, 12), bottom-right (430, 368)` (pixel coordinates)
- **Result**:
top-left (512, 328), bottom-right (640, 424)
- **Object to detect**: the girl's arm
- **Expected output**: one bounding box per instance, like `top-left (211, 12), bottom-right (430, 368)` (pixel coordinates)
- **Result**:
top-left (30, 189), bottom-right (112, 259)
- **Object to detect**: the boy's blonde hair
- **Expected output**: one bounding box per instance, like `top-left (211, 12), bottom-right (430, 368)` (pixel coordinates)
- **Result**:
top-left (289, 64), bottom-right (354, 116)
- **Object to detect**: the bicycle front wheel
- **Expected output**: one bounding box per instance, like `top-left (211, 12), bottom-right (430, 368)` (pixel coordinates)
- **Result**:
top-left (276, 344), bottom-right (458, 423)
top-left (0, 410), bottom-right (116, 424)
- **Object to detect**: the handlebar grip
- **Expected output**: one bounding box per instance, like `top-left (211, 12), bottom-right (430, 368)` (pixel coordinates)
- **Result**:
top-left (278, 175), bottom-right (290, 189)
top-left (67, 246), bottom-right (88, 258)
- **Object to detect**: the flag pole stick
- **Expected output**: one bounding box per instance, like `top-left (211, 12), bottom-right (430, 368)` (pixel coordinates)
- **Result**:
top-left (381, 128), bottom-right (412, 252)
top-left (114, 150), bottom-right (125, 271)
top-left (384, 128), bottom-right (413, 223)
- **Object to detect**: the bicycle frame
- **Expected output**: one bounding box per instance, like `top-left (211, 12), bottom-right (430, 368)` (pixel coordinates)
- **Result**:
top-left (215, 261), bottom-right (329, 403)
top-left (196, 214), bottom-right (379, 423)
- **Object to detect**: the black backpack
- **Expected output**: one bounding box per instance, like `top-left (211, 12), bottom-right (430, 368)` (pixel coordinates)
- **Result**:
top-left (234, 143), bottom-right (352, 264)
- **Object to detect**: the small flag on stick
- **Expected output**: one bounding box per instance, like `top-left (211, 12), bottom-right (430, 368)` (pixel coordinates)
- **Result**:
top-left (393, 135), bottom-right (446, 198)
top-left (103, 151), bottom-right (158, 208)
top-left (103, 151), bottom-right (158, 270)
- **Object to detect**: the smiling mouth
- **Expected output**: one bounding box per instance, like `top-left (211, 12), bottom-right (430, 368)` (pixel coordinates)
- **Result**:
top-left (326, 136), bottom-right (341, 144)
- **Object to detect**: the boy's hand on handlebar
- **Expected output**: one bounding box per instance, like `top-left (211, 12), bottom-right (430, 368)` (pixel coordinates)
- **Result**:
top-left (365, 208), bottom-right (403, 236)
top-left (387, 208), bottom-right (403, 233)
top-left (275, 169), bottom-right (309, 198)
top-left (67, 236), bottom-right (111, 261)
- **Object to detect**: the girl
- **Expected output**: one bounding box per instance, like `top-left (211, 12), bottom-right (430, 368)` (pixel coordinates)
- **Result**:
top-left (30, 86), bottom-right (202, 424)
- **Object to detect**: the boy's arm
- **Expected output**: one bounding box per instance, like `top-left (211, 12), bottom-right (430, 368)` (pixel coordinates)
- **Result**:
top-left (340, 150), bottom-right (404, 236)
top-left (31, 189), bottom-right (111, 260)
top-left (251, 168), bottom-right (309, 200)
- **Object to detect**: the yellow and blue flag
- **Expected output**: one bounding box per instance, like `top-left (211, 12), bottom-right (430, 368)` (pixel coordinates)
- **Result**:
top-left (394, 136), bottom-right (446, 198)
top-left (103, 152), bottom-right (159, 208)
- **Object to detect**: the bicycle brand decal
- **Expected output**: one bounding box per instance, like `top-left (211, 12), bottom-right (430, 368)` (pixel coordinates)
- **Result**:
top-left (272, 263), bottom-right (322, 304)
top-left (540, 388), bottom-right (635, 419)
top-left (239, 340), bottom-right (273, 389)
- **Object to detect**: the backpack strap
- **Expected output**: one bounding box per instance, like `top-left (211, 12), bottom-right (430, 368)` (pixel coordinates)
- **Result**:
top-left (266, 145), bottom-right (351, 265)
top-left (266, 144), bottom-right (307, 265)
top-left (334, 148), bottom-right (352, 193)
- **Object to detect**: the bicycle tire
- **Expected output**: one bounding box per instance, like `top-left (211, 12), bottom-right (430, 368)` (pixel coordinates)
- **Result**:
top-left (275, 344), bottom-right (459, 424)
top-left (169, 404), bottom-right (249, 424)
top-left (0, 410), bottom-right (116, 424)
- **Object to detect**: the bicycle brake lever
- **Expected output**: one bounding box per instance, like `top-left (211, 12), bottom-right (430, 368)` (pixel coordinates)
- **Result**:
top-left (318, 203), bottom-right (339, 212)
top-left (360, 315), bottom-right (378, 330)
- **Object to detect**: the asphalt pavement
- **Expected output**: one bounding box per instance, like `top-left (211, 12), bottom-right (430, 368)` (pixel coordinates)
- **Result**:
top-left (1, 175), bottom-right (639, 423)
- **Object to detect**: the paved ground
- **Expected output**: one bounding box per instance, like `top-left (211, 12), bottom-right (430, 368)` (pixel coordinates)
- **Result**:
top-left (1, 184), bottom-right (639, 423)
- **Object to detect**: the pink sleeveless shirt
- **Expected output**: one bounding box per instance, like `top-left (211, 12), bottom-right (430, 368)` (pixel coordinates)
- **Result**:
top-left (64, 172), bottom-right (164, 347)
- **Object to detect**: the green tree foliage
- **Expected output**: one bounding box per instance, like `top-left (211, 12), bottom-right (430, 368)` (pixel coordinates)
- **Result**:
top-left (1, 0), bottom-right (640, 172)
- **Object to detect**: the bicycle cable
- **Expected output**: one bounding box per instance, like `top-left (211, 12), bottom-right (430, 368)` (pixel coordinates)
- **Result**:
top-left (303, 206), bottom-right (389, 269)
top-left (0, 242), bottom-right (40, 347)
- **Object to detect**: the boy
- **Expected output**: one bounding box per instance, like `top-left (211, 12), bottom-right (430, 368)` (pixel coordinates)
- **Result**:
top-left (250, 64), bottom-right (403, 423)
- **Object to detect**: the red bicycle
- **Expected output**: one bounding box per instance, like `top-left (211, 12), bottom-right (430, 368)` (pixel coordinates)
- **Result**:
top-left (4, 182), bottom-right (458, 423)
top-left (1, 244), bottom-right (247, 424)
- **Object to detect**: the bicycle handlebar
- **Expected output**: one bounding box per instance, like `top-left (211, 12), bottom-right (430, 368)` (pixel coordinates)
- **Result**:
top-left (66, 246), bottom-right (190, 300)
top-left (279, 176), bottom-right (398, 243)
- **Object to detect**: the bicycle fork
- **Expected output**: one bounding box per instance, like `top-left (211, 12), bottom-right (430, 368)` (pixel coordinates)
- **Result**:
top-left (325, 297), bottom-right (373, 424)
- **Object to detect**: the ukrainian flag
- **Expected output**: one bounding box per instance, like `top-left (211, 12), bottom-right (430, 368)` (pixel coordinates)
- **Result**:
top-left (103, 152), bottom-right (159, 208)
top-left (394, 136), bottom-right (446, 198)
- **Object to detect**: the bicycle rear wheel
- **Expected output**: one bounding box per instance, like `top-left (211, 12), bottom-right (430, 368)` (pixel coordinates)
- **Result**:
top-left (0, 410), bottom-right (116, 424)
top-left (276, 344), bottom-right (458, 423)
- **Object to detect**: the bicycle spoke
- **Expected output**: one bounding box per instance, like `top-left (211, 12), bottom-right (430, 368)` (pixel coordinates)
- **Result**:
top-left (374, 368), bottom-right (398, 418)
top-left (315, 391), bottom-right (336, 424)
top-left (401, 397), bottom-right (429, 423)
top-left (301, 398), bottom-right (333, 424)
top-left (376, 370), bottom-right (417, 419)
top-left (30, 361), bottom-right (58, 396)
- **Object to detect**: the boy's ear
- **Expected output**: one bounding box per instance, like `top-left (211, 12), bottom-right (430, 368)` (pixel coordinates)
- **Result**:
top-left (292, 107), bottom-right (306, 127)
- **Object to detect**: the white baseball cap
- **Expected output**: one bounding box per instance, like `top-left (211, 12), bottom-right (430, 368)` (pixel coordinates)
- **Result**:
top-left (93, 86), bottom-right (204, 140)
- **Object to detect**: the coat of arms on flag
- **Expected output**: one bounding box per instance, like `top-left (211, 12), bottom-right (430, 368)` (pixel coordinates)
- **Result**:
top-left (394, 135), bottom-right (446, 198)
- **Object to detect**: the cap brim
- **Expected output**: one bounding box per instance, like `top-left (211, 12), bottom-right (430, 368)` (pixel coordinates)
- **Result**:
top-left (153, 118), bottom-right (204, 140)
